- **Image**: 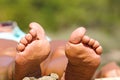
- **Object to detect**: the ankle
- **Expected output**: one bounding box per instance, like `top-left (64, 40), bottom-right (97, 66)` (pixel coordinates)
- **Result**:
top-left (65, 62), bottom-right (96, 80)
top-left (14, 59), bottom-right (41, 80)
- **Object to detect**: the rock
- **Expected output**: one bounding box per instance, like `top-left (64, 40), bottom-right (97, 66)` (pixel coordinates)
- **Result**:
top-left (22, 73), bottom-right (59, 80)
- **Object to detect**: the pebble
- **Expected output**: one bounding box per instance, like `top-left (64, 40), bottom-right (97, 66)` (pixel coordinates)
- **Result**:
top-left (22, 73), bottom-right (59, 80)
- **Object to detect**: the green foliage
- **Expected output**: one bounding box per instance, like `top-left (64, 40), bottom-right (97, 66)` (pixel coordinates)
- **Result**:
top-left (0, 0), bottom-right (120, 32)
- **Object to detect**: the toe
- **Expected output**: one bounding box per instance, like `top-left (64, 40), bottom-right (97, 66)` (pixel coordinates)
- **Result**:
top-left (20, 37), bottom-right (28, 45)
top-left (25, 33), bottom-right (33, 42)
top-left (93, 40), bottom-right (100, 49)
top-left (17, 43), bottom-right (25, 52)
top-left (88, 38), bottom-right (95, 46)
top-left (69, 27), bottom-right (86, 44)
top-left (29, 22), bottom-right (45, 39)
top-left (29, 29), bottom-right (36, 37)
top-left (95, 46), bottom-right (103, 55)
top-left (82, 35), bottom-right (90, 44)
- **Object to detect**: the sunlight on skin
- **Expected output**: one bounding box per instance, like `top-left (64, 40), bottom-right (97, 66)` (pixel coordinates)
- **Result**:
top-left (0, 22), bottom-right (103, 80)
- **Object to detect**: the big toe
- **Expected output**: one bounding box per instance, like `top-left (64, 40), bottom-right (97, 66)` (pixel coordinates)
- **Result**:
top-left (29, 22), bottom-right (45, 39)
top-left (69, 27), bottom-right (86, 44)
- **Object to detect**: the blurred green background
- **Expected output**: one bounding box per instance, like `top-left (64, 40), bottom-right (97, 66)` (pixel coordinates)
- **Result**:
top-left (0, 0), bottom-right (120, 65)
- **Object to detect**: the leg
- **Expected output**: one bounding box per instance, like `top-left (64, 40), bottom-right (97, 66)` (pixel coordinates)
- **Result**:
top-left (0, 56), bottom-right (14, 80)
top-left (14, 22), bottom-right (50, 80)
top-left (40, 40), bottom-right (68, 78)
top-left (0, 39), bottom-right (17, 57)
top-left (41, 27), bottom-right (102, 80)
top-left (64, 27), bottom-right (102, 80)
top-left (0, 39), bottom-right (17, 80)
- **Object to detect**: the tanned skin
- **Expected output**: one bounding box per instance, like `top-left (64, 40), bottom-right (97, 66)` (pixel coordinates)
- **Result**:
top-left (0, 22), bottom-right (103, 80)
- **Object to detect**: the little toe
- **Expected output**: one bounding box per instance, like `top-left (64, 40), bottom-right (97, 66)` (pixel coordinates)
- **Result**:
top-left (95, 46), bottom-right (103, 55)
top-left (82, 35), bottom-right (90, 44)
top-left (25, 33), bottom-right (33, 43)
top-left (17, 43), bottom-right (25, 52)
top-left (69, 27), bottom-right (86, 44)
top-left (20, 37), bottom-right (28, 45)
top-left (88, 38), bottom-right (95, 46)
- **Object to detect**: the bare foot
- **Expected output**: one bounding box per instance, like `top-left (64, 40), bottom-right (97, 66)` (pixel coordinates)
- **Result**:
top-left (65, 27), bottom-right (102, 80)
top-left (96, 62), bottom-right (120, 78)
top-left (14, 22), bottom-right (50, 80)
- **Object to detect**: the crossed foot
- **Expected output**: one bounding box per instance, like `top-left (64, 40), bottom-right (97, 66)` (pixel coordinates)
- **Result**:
top-left (14, 22), bottom-right (102, 80)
